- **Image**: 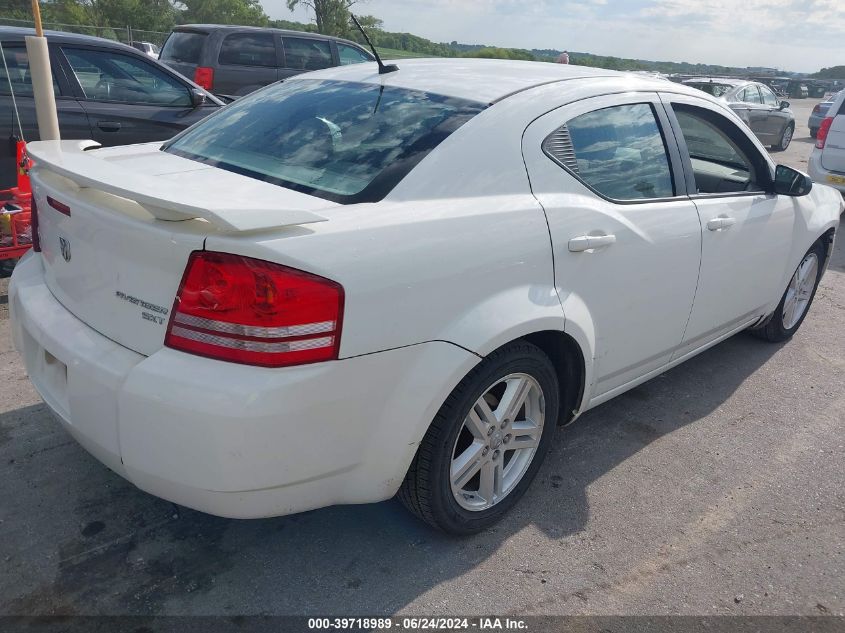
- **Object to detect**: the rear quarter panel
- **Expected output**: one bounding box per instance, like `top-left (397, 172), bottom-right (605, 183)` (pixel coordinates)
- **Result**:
top-left (204, 96), bottom-right (565, 361)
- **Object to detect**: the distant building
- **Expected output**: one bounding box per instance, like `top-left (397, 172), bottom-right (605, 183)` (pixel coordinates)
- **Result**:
top-left (556, 51), bottom-right (570, 64)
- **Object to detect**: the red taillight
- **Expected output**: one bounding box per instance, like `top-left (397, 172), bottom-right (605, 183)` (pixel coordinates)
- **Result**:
top-left (816, 117), bottom-right (834, 149)
top-left (193, 66), bottom-right (214, 91)
top-left (30, 194), bottom-right (40, 252)
top-left (165, 251), bottom-right (344, 368)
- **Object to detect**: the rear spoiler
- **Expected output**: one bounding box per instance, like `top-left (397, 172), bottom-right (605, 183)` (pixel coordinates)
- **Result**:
top-left (25, 140), bottom-right (328, 232)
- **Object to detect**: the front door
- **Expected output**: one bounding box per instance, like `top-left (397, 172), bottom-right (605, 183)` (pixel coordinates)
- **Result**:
top-left (661, 93), bottom-right (795, 357)
top-left (59, 46), bottom-right (204, 146)
top-left (522, 93), bottom-right (702, 399)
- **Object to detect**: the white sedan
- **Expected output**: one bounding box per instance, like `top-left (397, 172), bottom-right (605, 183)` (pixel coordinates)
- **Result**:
top-left (11, 59), bottom-right (841, 534)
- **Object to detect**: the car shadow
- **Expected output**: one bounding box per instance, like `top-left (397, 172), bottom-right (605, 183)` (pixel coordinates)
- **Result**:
top-left (0, 328), bottom-right (784, 616)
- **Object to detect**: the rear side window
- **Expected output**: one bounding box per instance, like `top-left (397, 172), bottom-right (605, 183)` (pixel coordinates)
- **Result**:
top-left (160, 31), bottom-right (206, 64)
top-left (0, 45), bottom-right (60, 96)
top-left (164, 79), bottom-right (485, 204)
top-left (283, 37), bottom-right (332, 71)
top-left (543, 103), bottom-right (674, 200)
top-left (218, 33), bottom-right (276, 67)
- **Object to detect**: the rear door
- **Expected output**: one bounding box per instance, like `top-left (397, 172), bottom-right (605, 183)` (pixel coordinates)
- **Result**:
top-left (735, 84), bottom-right (770, 142)
top-left (821, 96), bottom-right (845, 174)
top-left (0, 42), bottom-right (89, 189)
top-left (59, 45), bottom-right (212, 145)
top-left (523, 93), bottom-right (702, 398)
top-left (214, 31), bottom-right (279, 96)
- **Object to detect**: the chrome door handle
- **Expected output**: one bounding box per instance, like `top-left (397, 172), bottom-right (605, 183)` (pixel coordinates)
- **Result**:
top-left (706, 216), bottom-right (736, 231)
top-left (568, 234), bottom-right (616, 252)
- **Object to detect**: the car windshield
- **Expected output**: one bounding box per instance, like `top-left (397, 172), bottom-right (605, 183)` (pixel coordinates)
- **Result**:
top-left (686, 82), bottom-right (734, 98)
top-left (164, 79), bottom-right (486, 203)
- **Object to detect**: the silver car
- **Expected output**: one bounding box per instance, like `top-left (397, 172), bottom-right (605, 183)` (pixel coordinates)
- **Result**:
top-left (683, 78), bottom-right (795, 150)
top-left (809, 91), bottom-right (842, 138)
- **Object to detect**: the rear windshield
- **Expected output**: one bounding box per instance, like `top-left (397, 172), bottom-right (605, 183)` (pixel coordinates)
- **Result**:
top-left (686, 82), bottom-right (734, 98)
top-left (163, 79), bottom-right (485, 204)
top-left (160, 31), bottom-right (207, 64)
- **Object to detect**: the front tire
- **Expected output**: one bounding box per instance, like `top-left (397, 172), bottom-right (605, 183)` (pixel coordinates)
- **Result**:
top-left (774, 123), bottom-right (794, 151)
top-left (398, 340), bottom-right (559, 534)
top-left (752, 240), bottom-right (825, 342)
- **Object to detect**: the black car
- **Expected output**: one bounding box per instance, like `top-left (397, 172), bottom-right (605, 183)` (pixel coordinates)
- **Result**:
top-left (159, 24), bottom-right (374, 98)
top-left (0, 26), bottom-right (222, 189)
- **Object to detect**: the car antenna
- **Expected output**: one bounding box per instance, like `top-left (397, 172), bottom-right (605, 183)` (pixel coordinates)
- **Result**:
top-left (350, 13), bottom-right (398, 75)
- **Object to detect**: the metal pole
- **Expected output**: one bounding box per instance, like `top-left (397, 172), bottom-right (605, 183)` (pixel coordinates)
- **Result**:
top-left (30, 0), bottom-right (43, 36)
top-left (26, 0), bottom-right (60, 141)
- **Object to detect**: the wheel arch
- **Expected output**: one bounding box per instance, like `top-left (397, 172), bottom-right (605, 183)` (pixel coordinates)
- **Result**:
top-left (521, 329), bottom-right (587, 425)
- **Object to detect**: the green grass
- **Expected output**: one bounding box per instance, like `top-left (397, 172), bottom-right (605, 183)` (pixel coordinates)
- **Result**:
top-left (376, 47), bottom-right (440, 59)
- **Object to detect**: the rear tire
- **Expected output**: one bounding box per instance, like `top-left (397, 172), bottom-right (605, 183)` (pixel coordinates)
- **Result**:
top-left (774, 123), bottom-right (794, 151)
top-left (810, 128), bottom-right (818, 139)
top-left (752, 240), bottom-right (825, 342)
top-left (398, 340), bottom-right (559, 535)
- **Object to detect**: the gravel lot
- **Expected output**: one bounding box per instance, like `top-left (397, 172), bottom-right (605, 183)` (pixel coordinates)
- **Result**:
top-left (0, 98), bottom-right (842, 617)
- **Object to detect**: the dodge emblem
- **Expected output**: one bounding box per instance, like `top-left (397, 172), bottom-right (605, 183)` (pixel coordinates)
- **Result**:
top-left (59, 236), bottom-right (71, 262)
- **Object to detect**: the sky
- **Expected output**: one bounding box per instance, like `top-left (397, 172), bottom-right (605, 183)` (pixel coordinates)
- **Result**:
top-left (260, 0), bottom-right (845, 73)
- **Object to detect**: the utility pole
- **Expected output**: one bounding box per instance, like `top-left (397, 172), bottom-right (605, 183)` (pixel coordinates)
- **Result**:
top-left (25, 0), bottom-right (60, 141)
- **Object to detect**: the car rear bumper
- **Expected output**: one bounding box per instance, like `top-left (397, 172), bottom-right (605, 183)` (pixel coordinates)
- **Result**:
top-left (10, 252), bottom-right (479, 518)
top-left (809, 150), bottom-right (845, 195)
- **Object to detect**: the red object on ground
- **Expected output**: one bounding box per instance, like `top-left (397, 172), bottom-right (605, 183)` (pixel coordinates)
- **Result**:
top-left (16, 139), bottom-right (31, 194)
top-left (0, 141), bottom-right (35, 260)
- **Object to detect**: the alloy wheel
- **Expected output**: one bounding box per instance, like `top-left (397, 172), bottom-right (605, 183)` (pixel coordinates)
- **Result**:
top-left (782, 251), bottom-right (819, 330)
top-left (450, 373), bottom-right (545, 511)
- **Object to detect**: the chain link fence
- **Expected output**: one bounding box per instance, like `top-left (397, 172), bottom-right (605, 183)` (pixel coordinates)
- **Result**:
top-left (0, 17), bottom-right (169, 48)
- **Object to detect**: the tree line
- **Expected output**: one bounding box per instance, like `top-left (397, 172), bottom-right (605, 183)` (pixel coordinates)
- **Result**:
top-left (0, 0), bottom-right (824, 76)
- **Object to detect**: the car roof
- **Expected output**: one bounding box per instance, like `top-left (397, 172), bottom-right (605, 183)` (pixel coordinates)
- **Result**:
top-left (295, 57), bottom-right (697, 104)
top-left (173, 24), bottom-right (363, 47)
top-left (0, 25), bottom-right (140, 52)
top-left (682, 77), bottom-right (747, 87)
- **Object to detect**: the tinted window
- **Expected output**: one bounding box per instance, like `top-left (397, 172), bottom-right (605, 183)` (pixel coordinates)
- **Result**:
top-left (0, 45), bottom-right (60, 96)
top-left (741, 86), bottom-right (761, 104)
top-left (759, 85), bottom-right (779, 107)
top-left (218, 33), bottom-right (276, 67)
top-left (64, 48), bottom-right (190, 106)
top-left (672, 105), bottom-right (761, 194)
top-left (164, 79), bottom-right (485, 204)
top-left (550, 103), bottom-right (674, 200)
top-left (337, 43), bottom-right (371, 65)
top-left (283, 37), bottom-right (332, 71)
top-left (160, 31), bottom-right (206, 64)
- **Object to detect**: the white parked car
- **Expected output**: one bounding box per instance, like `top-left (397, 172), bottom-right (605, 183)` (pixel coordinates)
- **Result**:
top-left (809, 89), bottom-right (845, 195)
top-left (10, 59), bottom-right (841, 534)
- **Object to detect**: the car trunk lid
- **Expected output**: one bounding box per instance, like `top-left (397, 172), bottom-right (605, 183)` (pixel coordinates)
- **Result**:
top-left (27, 140), bottom-right (333, 356)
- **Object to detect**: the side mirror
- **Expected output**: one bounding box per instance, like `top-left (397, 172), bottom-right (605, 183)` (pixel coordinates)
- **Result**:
top-left (779, 100), bottom-right (790, 110)
top-left (190, 88), bottom-right (207, 108)
top-left (773, 164), bottom-right (812, 196)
